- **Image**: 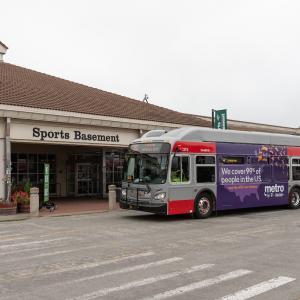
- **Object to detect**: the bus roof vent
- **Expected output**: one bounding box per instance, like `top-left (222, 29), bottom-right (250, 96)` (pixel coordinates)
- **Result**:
top-left (141, 130), bottom-right (167, 138)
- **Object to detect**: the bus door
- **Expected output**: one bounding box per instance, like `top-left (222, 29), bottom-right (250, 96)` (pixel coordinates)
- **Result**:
top-left (168, 154), bottom-right (194, 215)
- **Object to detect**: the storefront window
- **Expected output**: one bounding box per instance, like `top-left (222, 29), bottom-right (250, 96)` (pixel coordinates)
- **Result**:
top-left (11, 153), bottom-right (57, 195)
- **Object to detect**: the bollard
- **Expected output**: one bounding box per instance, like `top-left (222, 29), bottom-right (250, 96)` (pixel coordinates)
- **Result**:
top-left (108, 185), bottom-right (117, 210)
top-left (30, 187), bottom-right (39, 217)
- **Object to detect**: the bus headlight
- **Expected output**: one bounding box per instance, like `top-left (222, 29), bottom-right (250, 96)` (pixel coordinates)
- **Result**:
top-left (154, 192), bottom-right (166, 201)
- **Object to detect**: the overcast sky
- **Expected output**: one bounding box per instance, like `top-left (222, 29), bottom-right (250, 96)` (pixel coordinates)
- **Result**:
top-left (1, 0), bottom-right (300, 127)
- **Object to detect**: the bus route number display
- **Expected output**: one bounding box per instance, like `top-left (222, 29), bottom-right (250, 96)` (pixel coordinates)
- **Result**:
top-left (130, 143), bottom-right (170, 153)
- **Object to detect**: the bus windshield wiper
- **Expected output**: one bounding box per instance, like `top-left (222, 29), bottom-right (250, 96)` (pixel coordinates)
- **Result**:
top-left (138, 178), bottom-right (151, 193)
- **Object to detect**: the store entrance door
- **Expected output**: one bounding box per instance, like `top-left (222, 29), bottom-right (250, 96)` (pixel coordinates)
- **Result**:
top-left (75, 163), bottom-right (99, 196)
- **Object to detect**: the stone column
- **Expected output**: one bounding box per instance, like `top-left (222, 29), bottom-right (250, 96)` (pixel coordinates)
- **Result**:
top-left (30, 187), bottom-right (39, 217)
top-left (102, 148), bottom-right (107, 198)
top-left (0, 139), bottom-right (5, 201)
top-left (5, 117), bottom-right (11, 203)
top-left (108, 185), bottom-right (116, 210)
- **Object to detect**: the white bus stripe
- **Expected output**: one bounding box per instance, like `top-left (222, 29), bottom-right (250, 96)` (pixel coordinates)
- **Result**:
top-left (218, 276), bottom-right (296, 300)
top-left (55, 257), bottom-right (183, 286)
top-left (0, 237), bottom-right (71, 249)
top-left (142, 269), bottom-right (253, 300)
top-left (65, 264), bottom-right (214, 300)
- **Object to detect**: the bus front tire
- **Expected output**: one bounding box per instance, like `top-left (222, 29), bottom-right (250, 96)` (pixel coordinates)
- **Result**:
top-left (194, 193), bottom-right (213, 219)
top-left (289, 188), bottom-right (300, 209)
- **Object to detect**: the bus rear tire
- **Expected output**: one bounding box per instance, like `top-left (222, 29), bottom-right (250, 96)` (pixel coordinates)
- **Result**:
top-left (194, 192), bottom-right (213, 219)
top-left (289, 188), bottom-right (300, 209)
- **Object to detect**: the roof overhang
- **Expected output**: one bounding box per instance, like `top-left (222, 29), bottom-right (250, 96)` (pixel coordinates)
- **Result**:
top-left (0, 104), bottom-right (192, 131)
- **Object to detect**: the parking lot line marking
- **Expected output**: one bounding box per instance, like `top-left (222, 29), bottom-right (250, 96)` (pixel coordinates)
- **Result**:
top-left (0, 236), bottom-right (29, 243)
top-left (142, 269), bottom-right (253, 300)
top-left (2, 245), bottom-right (100, 263)
top-left (56, 257), bottom-right (183, 286)
top-left (0, 233), bottom-right (26, 238)
top-left (0, 243), bottom-right (69, 256)
top-left (32, 251), bottom-right (155, 277)
top-left (65, 264), bottom-right (214, 300)
top-left (218, 276), bottom-right (296, 300)
top-left (0, 237), bottom-right (71, 249)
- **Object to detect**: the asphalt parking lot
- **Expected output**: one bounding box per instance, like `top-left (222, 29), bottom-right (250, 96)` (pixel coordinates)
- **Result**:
top-left (0, 207), bottom-right (300, 300)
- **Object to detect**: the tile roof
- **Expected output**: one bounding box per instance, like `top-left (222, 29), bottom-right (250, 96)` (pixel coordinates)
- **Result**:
top-left (0, 62), bottom-right (211, 127)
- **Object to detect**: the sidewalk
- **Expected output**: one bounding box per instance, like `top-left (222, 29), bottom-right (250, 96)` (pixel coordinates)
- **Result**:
top-left (39, 198), bottom-right (119, 217)
top-left (0, 198), bottom-right (120, 221)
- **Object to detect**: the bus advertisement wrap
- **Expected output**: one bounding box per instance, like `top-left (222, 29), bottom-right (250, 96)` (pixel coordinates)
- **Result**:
top-left (217, 143), bottom-right (289, 209)
top-left (121, 127), bottom-right (300, 218)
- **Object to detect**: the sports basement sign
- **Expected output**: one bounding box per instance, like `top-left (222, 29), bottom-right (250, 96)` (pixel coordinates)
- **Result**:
top-left (10, 123), bottom-right (139, 146)
top-left (33, 127), bottom-right (120, 143)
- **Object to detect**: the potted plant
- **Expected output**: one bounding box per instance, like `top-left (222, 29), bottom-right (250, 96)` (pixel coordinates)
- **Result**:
top-left (0, 198), bottom-right (17, 215)
top-left (14, 191), bottom-right (30, 213)
top-left (0, 174), bottom-right (17, 215)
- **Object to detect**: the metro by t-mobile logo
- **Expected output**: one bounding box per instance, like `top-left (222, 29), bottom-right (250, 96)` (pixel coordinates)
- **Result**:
top-left (264, 184), bottom-right (285, 198)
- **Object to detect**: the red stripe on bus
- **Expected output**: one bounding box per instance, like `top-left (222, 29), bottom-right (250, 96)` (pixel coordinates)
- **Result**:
top-left (172, 141), bottom-right (216, 154)
top-left (288, 147), bottom-right (300, 156)
top-left (168, 199), bottom-right (194, 215)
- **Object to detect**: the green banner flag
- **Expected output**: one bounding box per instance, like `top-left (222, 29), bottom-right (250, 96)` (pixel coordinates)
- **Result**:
top-left (214, 109), bottom-right (227, 129)
top-left (44, 163), bottom-right (50, 203)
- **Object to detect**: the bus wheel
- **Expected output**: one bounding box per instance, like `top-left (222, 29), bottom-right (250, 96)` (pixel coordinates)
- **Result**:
top-left (289, 188), bottom-right (300, 209)
top-left (194, 193), bottom-right (213, 219)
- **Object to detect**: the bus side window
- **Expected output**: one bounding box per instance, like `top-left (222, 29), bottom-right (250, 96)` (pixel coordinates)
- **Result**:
top-left (171, 156), bottom-right (190, 183)
top-left (181, 157), bottom-right (190, 182)
top-left (292, 158), bottom-right (300, 181)
top-left (196, 156), bottom-right (215, 183)
top-left (293, 167), bottom-right (300, 180)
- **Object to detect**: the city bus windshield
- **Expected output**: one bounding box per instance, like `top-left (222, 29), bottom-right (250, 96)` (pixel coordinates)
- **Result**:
top-left (123, 143), bottom-right (170, 184)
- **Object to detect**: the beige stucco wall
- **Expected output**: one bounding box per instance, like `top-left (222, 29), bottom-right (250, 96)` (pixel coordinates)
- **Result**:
top-left (8, 119), bottom-right (139, 198)
top-left (10, 120), bottom-right (139, 146)
top-left (0, 118), bottom-right (5, 139)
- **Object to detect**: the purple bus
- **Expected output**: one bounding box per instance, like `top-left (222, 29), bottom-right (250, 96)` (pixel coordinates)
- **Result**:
top-left (120, 127), bottom-right (300, 218)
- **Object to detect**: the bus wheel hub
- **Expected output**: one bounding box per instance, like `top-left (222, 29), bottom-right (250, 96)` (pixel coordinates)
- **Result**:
top-left (292, 192), bottom-right (300, 206)
top-left (199, 198), bottom-right (210, 214)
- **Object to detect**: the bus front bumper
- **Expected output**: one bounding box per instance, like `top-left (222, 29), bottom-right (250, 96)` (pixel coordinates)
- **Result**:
top-left (119, 199), bottom-right (167, 215)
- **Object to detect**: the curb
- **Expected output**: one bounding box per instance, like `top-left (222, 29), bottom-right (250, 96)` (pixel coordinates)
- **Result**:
top-left (0, 213), bottom-right (30, 222)
top-left (40, 207), bottom-right (122, 218)
top-left (0, 208), bottom-right (122, 222)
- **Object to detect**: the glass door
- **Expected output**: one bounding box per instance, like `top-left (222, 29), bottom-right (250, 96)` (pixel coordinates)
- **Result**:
top-left (75, 163), bottom-right (99, 196)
